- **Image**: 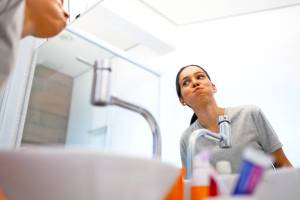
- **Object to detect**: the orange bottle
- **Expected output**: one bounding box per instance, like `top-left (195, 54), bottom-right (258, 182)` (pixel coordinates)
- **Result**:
top-left (165, 168), bottom-right (184, 200)
top-left (0, 189), bottom-right (8, 200)
top-left (190, 151), bottom-right (210, 200)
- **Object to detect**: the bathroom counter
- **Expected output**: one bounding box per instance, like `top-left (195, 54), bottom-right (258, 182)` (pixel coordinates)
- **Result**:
top-left (209, 168), bottom-right (300, 200)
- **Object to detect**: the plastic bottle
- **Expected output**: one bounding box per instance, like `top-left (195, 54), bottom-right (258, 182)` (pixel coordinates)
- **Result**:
top-left (214, 160), bottom-right (233, 196)
top-left (190, 151), bottom-right (210, 200)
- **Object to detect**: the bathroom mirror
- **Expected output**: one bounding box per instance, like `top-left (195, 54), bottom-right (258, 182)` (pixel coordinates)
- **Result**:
top-left (19, 3), bottom-right (163, 158)
top-left (6, 0), bottom-right (298, 167)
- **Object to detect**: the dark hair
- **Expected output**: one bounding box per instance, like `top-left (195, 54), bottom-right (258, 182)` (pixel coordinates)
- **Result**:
top-left (175, 64), bottom-right (211, 98)
top-left (190, 113), bottom-right (198, 125)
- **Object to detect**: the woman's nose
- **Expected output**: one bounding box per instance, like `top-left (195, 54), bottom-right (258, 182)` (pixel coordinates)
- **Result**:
top-left (191, 78), bottom-right (200, 87)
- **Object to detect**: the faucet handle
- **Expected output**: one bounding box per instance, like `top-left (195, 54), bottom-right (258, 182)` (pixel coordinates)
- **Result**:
top-left (218, 115), bottom-right (231, 125)
top-left (218, 115), bottom-right (232, 148)
top-left (91, 59), bottom-right (112, 106)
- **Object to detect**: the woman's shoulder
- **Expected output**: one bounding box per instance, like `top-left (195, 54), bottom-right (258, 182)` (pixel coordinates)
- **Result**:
top-left (0, 0), bottom-right (23, 12)
top-left (227, 104), bottom-right (262, 115)
top-left (180, 121), bottom-right (200, 142)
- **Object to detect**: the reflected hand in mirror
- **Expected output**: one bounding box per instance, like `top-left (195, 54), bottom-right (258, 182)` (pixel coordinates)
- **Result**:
top-left (22, 0), bottom-right (69, 38)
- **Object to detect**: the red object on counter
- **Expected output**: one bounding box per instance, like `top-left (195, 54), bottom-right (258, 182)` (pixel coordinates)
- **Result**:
top-left (209, 176), bottom-right (219, 196)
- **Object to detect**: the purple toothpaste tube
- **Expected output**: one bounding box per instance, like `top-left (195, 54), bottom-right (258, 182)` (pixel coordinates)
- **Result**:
top-left (233, 148), bottom-right (273, 195)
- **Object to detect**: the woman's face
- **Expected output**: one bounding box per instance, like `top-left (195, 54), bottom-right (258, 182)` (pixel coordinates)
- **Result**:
top-left (179, 66), bottom-right (216, 107)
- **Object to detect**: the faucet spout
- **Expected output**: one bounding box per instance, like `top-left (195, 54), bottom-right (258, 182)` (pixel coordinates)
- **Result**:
top-left (90, 59), bottom-right (161, 159)
top-left (186, 116), bottom-right (231, 179)
top-left (111, 97), bottom-right (161, 159)
top-left (186, 129), bottom-right (219, 179)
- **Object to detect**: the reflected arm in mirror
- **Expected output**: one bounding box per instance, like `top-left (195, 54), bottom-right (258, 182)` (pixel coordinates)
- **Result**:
top-left (272, 148), bottom-right (293, 168)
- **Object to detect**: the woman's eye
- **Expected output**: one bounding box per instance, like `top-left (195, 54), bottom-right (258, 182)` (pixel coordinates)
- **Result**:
top-left (182, 80), bottom-right (189, 86)
top-left (196, 74), bottom-right (205, 79)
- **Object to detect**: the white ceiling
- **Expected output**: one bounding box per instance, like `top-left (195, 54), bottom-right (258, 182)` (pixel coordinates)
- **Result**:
top-left (140, 0), bottom-right (300, 25)
top-left (71, 3), bottom-right (174, 54)
top-left (40, 0), bottom-right (300, 77)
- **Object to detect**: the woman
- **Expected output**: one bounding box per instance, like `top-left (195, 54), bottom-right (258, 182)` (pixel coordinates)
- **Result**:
top-left (176, 64), bottom-right (292, 173)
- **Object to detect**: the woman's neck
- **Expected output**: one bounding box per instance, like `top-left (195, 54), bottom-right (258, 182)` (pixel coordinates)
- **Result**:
top-left (193, 101), bottom-right (224, 132)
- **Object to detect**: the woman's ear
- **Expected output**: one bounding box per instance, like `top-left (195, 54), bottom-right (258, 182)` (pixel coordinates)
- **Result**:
top-left (179, 98), bottom-right (186, 106)
top-left (212, 83), bottom-right (217, 93)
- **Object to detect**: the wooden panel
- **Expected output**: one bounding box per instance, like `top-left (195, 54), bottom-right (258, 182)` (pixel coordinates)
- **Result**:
top-left (29, 65), bottom-right (73, 117)
top-left (35, 65), bottom-right (73, 87)
top-left (22, 65), bottom-right (73, 145)
top-left (29, 79), bottom-right (72, 117)
top-left (22, 123), bottom-right (67, 144)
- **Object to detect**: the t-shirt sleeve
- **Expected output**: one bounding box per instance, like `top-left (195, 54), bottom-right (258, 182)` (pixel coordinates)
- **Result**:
top-left (253, 107), bottom-right (282, 153)
top-left (0, 0), bottom-right (24, 87)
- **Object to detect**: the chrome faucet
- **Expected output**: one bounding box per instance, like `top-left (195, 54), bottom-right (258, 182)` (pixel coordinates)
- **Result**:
top-left (90, 59), bottom-right (161, 159)
top-left (186, 115), bottom-right (231, 179)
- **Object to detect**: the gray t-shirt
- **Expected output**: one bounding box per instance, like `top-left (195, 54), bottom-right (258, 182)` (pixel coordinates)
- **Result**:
top-left (180, 105), bottom-right (282, 173)
top-left (0, 0), bottom-right (24, 87)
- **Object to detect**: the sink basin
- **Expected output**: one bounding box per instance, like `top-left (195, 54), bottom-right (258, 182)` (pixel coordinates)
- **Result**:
top-left (0, 148), bottom-right (179, 200)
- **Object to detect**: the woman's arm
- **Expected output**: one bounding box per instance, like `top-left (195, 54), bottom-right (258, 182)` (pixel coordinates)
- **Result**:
top-left (272, 148), bottom-right (293, 168)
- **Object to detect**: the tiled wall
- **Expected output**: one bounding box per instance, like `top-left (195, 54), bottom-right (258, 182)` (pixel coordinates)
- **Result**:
top-left (22, 65), bottom-right (73, 145)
